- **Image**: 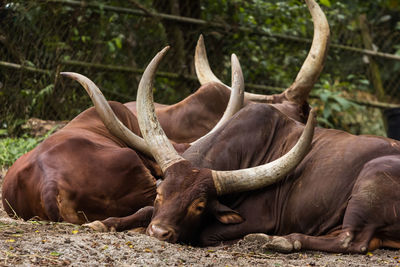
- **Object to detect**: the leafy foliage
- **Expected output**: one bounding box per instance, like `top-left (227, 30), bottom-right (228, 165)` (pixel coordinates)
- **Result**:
top-left (0, 134), bottom-right (46, 168)
top-left (0, 126), bottom-right (58, 167)
top-left (1, 0), bottom-right (399, 138)
top-left (0, 136), bottom-right (38, 167)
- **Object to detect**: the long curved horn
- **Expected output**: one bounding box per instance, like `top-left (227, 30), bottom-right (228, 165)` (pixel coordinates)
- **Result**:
top-left (195, 0), bottom-right (329, 105)
top-left (194, 34), bottom-right (222, 86)
top-left (190, 53), bottom-right (244, 146)
top-left (284, 0), bottom-right (330, 104)
top-left (60, 72), bottom-right (152, 157)
top-left (195, 35), bottom-right (274, 103)
top-left (136, 47), bottom-right (185, 173)
top-left (211, 109), bottom-right (316, 195)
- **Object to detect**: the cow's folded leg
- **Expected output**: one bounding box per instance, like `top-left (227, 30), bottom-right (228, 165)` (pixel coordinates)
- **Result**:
top-left (84, 206), bottom-right (153, 232)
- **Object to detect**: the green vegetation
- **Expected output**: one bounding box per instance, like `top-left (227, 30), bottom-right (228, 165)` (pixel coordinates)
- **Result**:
top-left (1, 1), bottom-right (399, 135)
top-left (0, 136), bottom-right (40, 168)
top-left (0, 130), bottom-right (55, 168)
top-left (1, 0), bottom-right (400, 164)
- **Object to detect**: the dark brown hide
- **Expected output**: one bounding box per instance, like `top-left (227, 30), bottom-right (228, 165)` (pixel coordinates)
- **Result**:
top-left (117, 99), bottom-right (399, 253)
top-left (180, 104), bottom-right (400, 253)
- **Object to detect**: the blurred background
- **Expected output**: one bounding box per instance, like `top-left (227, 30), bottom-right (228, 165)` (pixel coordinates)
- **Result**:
top-left (1, 0), bottom-right (400, 137)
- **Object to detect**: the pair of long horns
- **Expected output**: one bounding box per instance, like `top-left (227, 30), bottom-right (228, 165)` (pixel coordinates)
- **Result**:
top-left (135, 47), bottom-right (245, 172)
top-left (195, 0), bottom-right (330, 105)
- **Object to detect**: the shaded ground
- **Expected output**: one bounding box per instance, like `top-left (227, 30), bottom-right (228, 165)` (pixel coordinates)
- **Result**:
top-left (0, 170), bottom-right (399, 266)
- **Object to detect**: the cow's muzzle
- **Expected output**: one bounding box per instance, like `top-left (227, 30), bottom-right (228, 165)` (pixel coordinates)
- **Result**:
top-left (147, 223), bottom-right (177, 243)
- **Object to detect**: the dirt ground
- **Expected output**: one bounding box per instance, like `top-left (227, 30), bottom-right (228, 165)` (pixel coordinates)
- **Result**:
top-left (0, 168), bottom-right (399, 266)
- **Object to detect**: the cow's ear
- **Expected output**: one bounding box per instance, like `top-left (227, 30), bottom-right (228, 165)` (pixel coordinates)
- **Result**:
top-left (210, 200), bottom-right (244, 224)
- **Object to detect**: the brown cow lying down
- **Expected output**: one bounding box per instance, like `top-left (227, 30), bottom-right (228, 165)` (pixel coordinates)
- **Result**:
top-left (1, 45), bottom-right (246, 224)
top-left (85, 1), bottom-right (400, 254)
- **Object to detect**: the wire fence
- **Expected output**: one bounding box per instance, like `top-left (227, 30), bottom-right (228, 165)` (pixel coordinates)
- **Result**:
top-left (1, 0), bottom-right (400, 136)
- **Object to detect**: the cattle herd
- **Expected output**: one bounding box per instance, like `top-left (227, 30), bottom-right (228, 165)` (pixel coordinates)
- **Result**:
top-left (2, 0), bottom-right (400, 254)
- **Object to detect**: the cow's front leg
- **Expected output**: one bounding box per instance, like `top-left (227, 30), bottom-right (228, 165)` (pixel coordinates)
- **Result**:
top-left (84, 206), bottom-right (153, 232)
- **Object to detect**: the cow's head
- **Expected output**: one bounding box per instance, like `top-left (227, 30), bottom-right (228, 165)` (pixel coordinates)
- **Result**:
top-left (136, 47), bottom-right (316, 243)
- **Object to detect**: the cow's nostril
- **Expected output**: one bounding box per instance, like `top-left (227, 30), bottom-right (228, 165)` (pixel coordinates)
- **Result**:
top-left (150, 224), bottom-right (173, 241)
top-left (161, 230), bottom-right (171, 238)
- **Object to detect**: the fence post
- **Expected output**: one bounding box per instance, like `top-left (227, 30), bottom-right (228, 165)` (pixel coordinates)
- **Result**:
top-left (358, 14), bottom-right (385, 101)
top-left (358, 14), bottom-right (390, 136)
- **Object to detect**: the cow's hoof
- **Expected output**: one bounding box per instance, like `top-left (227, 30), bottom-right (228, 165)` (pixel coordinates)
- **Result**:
top-left (243, 233), bottom-right (301, 253)
top-left (264, 236), bottom-right (302, 253)
top-left (244, 233), bottom-right (271, 243)
top-left (83, 220), bottom-right (109, 232)
top-left (262, 236), bottom-right (295, 253)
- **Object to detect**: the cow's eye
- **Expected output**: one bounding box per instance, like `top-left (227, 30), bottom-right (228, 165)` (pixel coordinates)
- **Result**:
top-left (194, 201), bottom-right (206, 213)
top-left (196, 205), bottom-right (204, 212)
top-left (188, 198), bottom-right (207, 216)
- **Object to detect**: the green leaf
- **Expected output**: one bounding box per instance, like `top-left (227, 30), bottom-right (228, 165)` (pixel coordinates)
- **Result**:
top-left (319, 0), bottom-right (331, 7)
top-left (330, 102), bottom-right (342, 112)
top-left (107, 41), bottom-right (116, 53)
top-left (322, 105), bottom-right (331, 119)
top-left (332, 96), bottom-right (355, 110)
top-left (38, 84), bottom-right (54, 97)
top-left (114, 37), bottom-right (122, 49)
top-left (319, 90), bottom-right (331, 103)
